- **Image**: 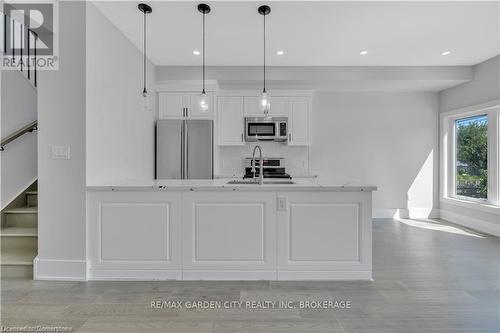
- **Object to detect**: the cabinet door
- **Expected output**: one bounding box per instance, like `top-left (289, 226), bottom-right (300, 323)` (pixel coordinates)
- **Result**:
top-left (187, 93), bottom-right (214, 119)
top-left (243, 96), bottom-right (261, 117)
top-left (158, 93), bottom-right (185, 118)
top-left (217, 96), bottom-right (245, 145)
top-left (288, 97), bottom-right (310, 146)
top-left (244, 96), bottom-right (288, 117)
top-left (276, 191), bottom-right (372, 279)
top-left (269, 96), bottom-right (288, 117)
top-left (87, 191), bottom-right (183, 280)
top-left (182, 192), bottom-right (277, 278)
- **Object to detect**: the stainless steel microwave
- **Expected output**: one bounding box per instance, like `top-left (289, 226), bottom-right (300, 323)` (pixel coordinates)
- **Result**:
top-left (244, 117), bottom-right (288, 142)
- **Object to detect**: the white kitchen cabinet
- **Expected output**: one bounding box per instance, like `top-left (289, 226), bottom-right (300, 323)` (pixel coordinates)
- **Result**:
top-left (244, 96), bottom-right (289, 117)
top-left (288, 97), bottom-right (311, 146)
top-left (158, 92), bottom-right (213, 119)
top-left (217, 96), bottom-right (245, 145)
top-left (182, 191), bottom-right (277, 279)
top-left (158, 93), bottom-right (185, 118)
top-left (86, 191), bottom-right (183, 280)
top-left (187, 93), bottom-right (213, 118)
top-left (276, 191), bottom-right (372, 279)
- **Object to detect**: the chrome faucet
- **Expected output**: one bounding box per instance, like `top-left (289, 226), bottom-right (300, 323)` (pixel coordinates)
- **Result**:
top-left (251, 145), bottom-right (264, 185)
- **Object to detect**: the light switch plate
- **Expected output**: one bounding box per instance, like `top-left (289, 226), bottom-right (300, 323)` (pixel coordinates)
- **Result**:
top-left (51, 145), bottom-right (70, 159)
top-left (277, 197), bottom-right (288, 211)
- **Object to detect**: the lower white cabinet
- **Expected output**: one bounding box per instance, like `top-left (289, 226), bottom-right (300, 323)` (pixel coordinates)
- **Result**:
top-left (276, 192), bottom-right (372, 279)
top-left (87, 189), bottom-right (372, 280)
top-left (182, 192), bottom-right (277, 279)
top-left (87, 191), bottom-right (183, 280)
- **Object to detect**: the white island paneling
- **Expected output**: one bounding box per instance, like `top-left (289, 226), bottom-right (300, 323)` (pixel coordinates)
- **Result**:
top-left (86, 179), bottom-right (375, 281)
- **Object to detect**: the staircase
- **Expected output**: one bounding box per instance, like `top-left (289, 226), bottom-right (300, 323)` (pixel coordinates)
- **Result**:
top-left (1, 182), bottom-right (38, 278)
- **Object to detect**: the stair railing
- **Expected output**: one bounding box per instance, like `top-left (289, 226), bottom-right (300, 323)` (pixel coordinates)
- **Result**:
top-left (3, 13), bottom-right (38, 87)
top-left (0, 121), bottom-right (38, 151)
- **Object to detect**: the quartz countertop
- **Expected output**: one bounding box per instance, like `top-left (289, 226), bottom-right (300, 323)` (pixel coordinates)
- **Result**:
top-left (87, 178), bottom-right (377, 192)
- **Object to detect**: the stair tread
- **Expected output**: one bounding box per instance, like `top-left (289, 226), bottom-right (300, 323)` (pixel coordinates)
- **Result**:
top-left (0, 226), bottom-right (37, 237)
top-left (1, 249), bottom-right (36, 265)
top-left (25, 191), bottom-right (38, 195)
top-left (3, 206), bottom-right (37, 214)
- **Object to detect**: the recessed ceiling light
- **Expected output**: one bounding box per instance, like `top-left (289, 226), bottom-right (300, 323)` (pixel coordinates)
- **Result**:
top-left (359, 50), bottom-right (368, 55)
top-left (441, 51), bottom-right (451, 56)
top-left (276, 50), bottom-right (284, 55)
top-left (193, 50), bottom-right (200, 55)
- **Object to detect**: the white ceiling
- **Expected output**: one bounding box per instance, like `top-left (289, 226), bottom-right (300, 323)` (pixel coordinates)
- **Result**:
top-left (93, 1), bottom-right (500, 66)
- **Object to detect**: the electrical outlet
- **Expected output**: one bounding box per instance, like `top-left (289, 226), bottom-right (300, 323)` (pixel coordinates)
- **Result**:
top-left (277, 197), bottom-right (287, 211)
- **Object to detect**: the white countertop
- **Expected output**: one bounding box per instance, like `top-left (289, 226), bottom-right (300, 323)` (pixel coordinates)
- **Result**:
top-left (87, 178), bottom-right (377, 192)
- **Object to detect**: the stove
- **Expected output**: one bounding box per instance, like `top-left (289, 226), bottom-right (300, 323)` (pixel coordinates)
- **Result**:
top-left (243, 157), bottom-right (292, 179)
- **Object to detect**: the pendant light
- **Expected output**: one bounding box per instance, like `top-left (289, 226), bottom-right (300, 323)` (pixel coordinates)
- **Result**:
top-left (198, 3), bottom-right (211, 113)
top-left (258, 5), bottom-right (271, 116)
top-left (138, 3), bottom-right (152, 111)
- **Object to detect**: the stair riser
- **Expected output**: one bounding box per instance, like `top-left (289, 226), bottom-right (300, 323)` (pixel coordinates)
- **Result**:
top-left (26, 194), bottom-right (38, 207)
top-left (1, 236), bottom-right (37, 252)
top-left (5, 214), bottom-right (37, 228)
top-left (0, 265), bottom-right (33, 278)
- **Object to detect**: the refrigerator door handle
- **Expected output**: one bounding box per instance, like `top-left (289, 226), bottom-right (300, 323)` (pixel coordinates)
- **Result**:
top-left (184, 120), bottom-right (189, 178)
top-left (180, 122), bottom-right (184, 179)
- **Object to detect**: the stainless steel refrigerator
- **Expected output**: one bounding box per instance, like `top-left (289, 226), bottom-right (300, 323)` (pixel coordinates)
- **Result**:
top-left (156, 119), bottom-right (213, 179)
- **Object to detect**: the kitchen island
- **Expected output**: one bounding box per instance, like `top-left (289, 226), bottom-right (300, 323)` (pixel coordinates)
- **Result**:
top-left (86, 179), bottom-right (376, 281)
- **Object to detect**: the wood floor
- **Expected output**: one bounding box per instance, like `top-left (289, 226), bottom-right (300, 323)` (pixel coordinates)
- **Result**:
top-left (1, 218), bottom-right (499, 333)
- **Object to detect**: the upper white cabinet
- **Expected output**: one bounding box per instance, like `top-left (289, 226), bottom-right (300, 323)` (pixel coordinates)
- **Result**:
top-left (158, 92), bottom-right (213, 119)
top-left (217, 96), bottom-right (245, 146)
top-left (158, 93), bottom-right (185, 118)
top-left (216, 93), bottom-right (312, 146)
top-left (288, 97), bottom-right (311, 146)
top-left (244, 96), bottom-right (289, 117)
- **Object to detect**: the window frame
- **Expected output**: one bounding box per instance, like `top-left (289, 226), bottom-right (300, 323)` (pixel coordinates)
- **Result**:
top-left (440, 101), bottom-right (500, 208)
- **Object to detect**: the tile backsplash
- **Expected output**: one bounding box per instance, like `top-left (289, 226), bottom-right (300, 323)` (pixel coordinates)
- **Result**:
top-left (217, 142), bottom-right (310, 177)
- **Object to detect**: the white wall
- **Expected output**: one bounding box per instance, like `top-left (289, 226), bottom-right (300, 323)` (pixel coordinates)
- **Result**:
top-left (1, 71), bottom-right (37, 208)
top-left (36, 1), bottom-right (87, 279)
top-left (310, 92), bottom-right (439, 218)
top-left (439, 55), bottom-right (500, 236)
top-left (440, 56), bottom-right (500, 112)
top-left (86, 2), bottom-right (156, 185)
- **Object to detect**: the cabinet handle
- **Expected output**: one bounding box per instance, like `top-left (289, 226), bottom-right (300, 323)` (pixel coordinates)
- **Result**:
top-left (241, 133), bottom-right (244, 142)
top-left (289, 133), bottom-right (291, 141)
top-left (186, 107), bottom-right (189, 118)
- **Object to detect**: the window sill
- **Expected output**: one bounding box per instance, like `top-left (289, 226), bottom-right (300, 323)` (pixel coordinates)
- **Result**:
top-left (441, 197), bottom-right (500, 215)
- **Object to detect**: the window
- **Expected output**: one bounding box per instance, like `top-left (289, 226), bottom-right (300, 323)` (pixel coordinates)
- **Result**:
top-left (455, 115), bottom-right (488, 200)
top-left (441, 103), bottom-right (500, 208)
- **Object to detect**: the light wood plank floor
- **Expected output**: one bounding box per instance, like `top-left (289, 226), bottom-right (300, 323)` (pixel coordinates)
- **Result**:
top-left (1, 218), bottom-right (499, 333)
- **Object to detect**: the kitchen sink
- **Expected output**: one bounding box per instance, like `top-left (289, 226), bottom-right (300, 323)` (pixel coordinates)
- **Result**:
top-left (226, 180), bottom-right (295, 185)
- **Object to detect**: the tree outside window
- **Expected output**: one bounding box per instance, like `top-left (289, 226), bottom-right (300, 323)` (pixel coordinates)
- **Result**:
top-left (455, 114), bottom-right (488, 200)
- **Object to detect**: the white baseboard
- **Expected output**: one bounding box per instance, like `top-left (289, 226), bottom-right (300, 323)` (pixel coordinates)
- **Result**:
top-left (440, 209), bottom-right (500, 237)
top-left (182, 270), bottom-right (277, 280)
top-left (373, 208), bottom-right (440, 219)
top-left (89, 269), bottom-right (182, 281)
top-left (277, 271), bottom-right (372, 280)
top-left (34, 257), bottom-right (87, 281)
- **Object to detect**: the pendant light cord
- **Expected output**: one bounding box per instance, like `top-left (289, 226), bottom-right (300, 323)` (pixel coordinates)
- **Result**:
top-left (143, 11), bottom-right (147, 95)
top-left (263, 13), bottom-right (266, 93)
top-left (202, 11), bottom-right (206, 94)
